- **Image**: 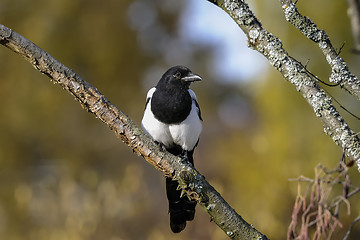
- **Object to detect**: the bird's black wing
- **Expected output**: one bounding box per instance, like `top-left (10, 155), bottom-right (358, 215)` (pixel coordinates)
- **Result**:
top-left (194, 98), bottom-right (202, 121)
top-left (144, 97), bottom-right (150, 110)
top-left (188, 89), bottom-right (202, 122)
top-left (143, 87), bottom-right (156, 111)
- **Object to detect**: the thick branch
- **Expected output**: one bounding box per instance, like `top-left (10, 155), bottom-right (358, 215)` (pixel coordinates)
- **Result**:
top-left (0, 24), bottom-right (268, 240)
top-left (280, 0), bottom-right (360, 101)
top-left (207, 0), bottom-right (360, 171)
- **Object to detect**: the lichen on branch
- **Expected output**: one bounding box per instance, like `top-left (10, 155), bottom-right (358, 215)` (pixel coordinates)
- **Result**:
top-left (208, 0), bottom-right (360, 171)
top-left (280, 0), bottom-right (360, 100)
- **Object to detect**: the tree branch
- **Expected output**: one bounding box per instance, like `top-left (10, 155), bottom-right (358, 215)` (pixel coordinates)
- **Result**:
top-left (346, 0), bottom-right (360, 53)
top-left (207, 0), bottom-right (360, 171)
top-left (0, 24), bottom-right (268, 240)
top-left (343, 215), bottom-right (360, 240)
top-left (280, 0), bottom-right (360, 101)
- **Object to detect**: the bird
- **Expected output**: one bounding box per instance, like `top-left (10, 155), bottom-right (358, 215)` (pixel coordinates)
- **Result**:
top-left (141, 66), bottom-right (202, 233)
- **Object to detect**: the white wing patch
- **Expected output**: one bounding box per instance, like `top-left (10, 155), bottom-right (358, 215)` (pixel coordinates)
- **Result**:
top-left (188, 89), bottom-right (202, 121)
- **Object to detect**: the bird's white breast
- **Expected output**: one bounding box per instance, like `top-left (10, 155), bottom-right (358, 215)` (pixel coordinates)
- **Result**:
top-left (141, 88), bottom-right (202, 151)
top-left (169, 99), bottom-right (202, 150)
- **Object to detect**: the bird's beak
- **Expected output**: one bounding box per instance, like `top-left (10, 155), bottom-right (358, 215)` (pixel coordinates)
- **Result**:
top-left (181, 73), bottom-right (202, 82)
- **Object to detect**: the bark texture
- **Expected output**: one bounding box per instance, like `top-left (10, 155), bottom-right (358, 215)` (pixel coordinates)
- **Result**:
top-left (208, 0), bottom-right (360, 171)
top-left (280, 0), bottom-right (360, 101)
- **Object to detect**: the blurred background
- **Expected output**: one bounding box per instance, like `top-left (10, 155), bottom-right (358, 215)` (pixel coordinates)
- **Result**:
top-left (0, 0), bottom-right (360, 239)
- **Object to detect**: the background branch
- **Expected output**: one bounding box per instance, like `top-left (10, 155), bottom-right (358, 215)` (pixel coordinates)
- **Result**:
top-left (343, 215), bottom-right (360, 240)
top-left (280, 0), bottom-right (360, 101)
top-left (0, 24), bottom-right (268, 240)
top-left (208, 0), bottom-right (360, 171)
top-left (346, 0), bottom-right (360, 54)
top-left (287, 163), bottom-right (359, 238)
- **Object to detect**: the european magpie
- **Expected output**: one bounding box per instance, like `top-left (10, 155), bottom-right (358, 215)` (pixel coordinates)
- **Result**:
top-left (141, 66), bottom-right (202, 233)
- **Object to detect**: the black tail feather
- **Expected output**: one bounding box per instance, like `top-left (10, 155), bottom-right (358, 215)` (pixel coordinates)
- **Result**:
top-left (166, 177), bottom-right (197, 233)
top-left (165, 147), bottom-right (196, 233)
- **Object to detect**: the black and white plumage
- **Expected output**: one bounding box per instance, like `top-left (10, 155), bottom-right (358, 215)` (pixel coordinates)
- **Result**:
top-left (141, 66), bottom-right (202, 233)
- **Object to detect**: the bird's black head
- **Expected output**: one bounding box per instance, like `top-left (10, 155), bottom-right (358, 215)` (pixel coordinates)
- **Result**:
top-left (157, 66), bottom-right (202, 90)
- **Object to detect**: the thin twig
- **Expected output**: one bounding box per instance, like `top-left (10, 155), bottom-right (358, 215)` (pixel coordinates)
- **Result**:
top-left (288, 162), bottom-right (360, 238)
top-left (337, 42), bottom-right (346, 56)
top-left (280, 0), bottom-right (360, 100)
top-left (209, 0), bottom-right (360, 171)
top-left (343, 215), bottom-right (360, 240)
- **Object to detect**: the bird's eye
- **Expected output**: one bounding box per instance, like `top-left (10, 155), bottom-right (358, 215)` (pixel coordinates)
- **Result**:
top-left (173, 72), bottom-right (181, 79)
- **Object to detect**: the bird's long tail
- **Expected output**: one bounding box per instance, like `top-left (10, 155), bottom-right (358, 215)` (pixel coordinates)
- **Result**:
top-left (166, 177), bottom-right (197, 233)
top-left (165, 149), bottom-right (197, 233)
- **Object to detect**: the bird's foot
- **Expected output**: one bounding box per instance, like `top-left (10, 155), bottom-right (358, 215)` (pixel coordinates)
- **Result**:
top-left (180, 150), bottom-right (191, 164)
top-left (181, 156), bottom-right (189, 164)
top-left (155, 141), bottom-right (167, 152)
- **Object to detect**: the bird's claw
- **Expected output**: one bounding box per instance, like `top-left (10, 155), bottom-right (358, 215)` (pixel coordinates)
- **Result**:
top-left (155, 141), bottom-right (167, 152)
